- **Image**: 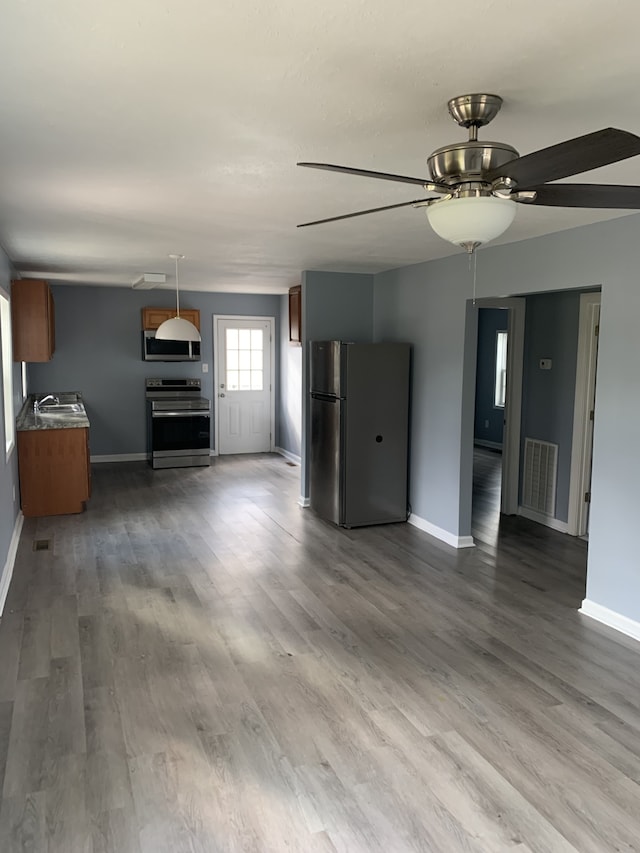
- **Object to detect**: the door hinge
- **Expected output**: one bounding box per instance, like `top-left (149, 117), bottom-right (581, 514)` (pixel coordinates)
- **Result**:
top-left (584, 491), bottom-right (591, 503)
top-left (589, 410), bottom-right (594, 421)
top-left (595, 324), bottom-right (599, 336)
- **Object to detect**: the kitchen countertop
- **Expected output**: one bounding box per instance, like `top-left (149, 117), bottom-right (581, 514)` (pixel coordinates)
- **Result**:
top-left (17, 392), bottom-right (90, 431)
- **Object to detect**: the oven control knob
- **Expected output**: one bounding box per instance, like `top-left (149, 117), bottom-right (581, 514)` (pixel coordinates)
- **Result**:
top-left (219, 393), bottom-right (225, 398)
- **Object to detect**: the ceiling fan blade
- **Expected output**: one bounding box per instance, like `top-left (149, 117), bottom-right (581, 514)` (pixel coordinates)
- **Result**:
top-left (487, 128), bottom-right (640, 188)
top-left (297, 162), bottom-right (431, 187)
top-left (524, 183), bottom-right (640, 208)
top-left (297, 198), bottom-right (434, 228)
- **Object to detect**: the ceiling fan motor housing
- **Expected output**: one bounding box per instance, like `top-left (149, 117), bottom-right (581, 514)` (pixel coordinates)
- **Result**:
top-left (428, 141), bottom-right (520, 188)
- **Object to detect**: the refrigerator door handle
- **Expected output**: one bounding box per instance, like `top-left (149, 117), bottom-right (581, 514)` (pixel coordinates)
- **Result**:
top-left (311, 392), bottom-right (343, 402)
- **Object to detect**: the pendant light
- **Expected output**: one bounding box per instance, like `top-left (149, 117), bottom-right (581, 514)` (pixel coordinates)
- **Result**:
top-left (155, 253), bottom-right (201, 342)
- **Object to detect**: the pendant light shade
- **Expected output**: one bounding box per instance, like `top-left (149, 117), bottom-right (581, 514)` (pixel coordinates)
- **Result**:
top-left (154, 316), bottom-right (201, 341)
top-left (426, 195), bottom-right (516, 251)
top-left (155, 254), bottom-right (201, 342)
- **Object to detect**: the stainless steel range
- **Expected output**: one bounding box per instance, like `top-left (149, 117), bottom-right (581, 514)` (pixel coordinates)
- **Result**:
top-left (146, 378), bottom-right (211, 469)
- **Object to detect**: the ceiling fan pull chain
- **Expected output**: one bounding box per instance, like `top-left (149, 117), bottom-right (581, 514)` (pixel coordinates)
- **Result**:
top-left (469, 248), bottom-right (478, 305)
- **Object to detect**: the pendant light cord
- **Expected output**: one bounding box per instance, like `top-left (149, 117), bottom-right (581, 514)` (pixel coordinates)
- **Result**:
top-left (174, 254), bottom-right (181, 318)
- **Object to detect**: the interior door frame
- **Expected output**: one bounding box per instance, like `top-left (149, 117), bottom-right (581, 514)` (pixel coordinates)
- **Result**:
top-left (567, 291), bottom-right (601, 536)
top-left (212, 314), bottom-right (276, 456)
top-left (474, 297), bottom-right (526, 516)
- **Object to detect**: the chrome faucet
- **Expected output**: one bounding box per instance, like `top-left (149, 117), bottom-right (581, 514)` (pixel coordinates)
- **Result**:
top-left (34, 394), bottom-right (59, 413)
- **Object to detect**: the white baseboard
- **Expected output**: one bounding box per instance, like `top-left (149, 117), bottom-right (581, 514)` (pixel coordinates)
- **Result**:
top-left (408, 513), bottom-right (475, 549)
top-left (518, 505), bottom-right (570, 534)
top-left (276, 447), bottom-right (301, 465)
top-left (474, 439), bottom-right (503, 451)
top-left (91, 452), bottom-right (149, 463)
top-left (210, 449), bottom-right (219, 457)
top-left (298, 496), bottom-right (310, 508)
top-left (579, 599), bottom-right (640, 645)
top-left (0, 511), bottom-right (24, 617)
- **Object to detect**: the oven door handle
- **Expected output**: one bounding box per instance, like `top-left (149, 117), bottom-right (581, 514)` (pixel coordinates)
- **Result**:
top-left (152, 411), bottom-right (211, 418)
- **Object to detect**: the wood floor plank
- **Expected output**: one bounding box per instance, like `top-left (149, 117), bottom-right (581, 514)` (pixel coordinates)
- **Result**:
top-left (0, 453), bottom-right (639, 851)
top-left (0, 612), bottom-right (24, 703)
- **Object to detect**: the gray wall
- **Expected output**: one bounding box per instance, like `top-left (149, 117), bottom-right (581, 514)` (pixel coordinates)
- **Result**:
top-left (474, 308), bottom-right (508, 447)
top-left (278, 293), bottom-right (302, 458)
top-left (374, 255), bottom-right (472, 534)
top-left (300, 270), bottom-right (375, 497)
top-left (520, 290), bottom-right (583, 522)
top-left (28, 285), bottom-right (282, 455)
top-left (373, 211), bottom-right (640, 625)
top-left (0, 250), bottom-right (21, 588)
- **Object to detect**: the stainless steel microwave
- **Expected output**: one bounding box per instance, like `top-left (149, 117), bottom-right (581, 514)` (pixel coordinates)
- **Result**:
top-left (142, 330), bottom-right (201, 362)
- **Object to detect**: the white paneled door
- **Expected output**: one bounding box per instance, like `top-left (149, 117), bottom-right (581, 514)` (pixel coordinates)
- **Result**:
top-left (214, 316), bottom-right (274, 455)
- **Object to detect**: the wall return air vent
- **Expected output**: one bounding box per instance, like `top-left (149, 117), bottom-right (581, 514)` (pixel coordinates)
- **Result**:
top-left (522, 438), bottom-right (558, 517)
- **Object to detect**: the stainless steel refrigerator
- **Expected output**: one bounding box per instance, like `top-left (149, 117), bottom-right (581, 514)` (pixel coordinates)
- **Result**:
top-left (309, 340), bottom-right (411, 527)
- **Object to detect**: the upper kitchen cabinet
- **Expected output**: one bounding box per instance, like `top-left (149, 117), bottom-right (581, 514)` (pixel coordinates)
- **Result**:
top-left (11, 279), bottom-right (56, 362)
top-left (142, 307), bottom-right (200, 331)
top-left (288, 284), bottom-right (302, 345)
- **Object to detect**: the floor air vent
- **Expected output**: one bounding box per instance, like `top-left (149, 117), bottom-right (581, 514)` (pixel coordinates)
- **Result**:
top-left (522, 438), bottom-right (558, 516)
top-left (32, 539), bottom-right (51, 552)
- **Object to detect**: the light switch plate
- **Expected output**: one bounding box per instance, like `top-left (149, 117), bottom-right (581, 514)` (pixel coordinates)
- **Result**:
top-left (202, 363), bottom-right (209, 373)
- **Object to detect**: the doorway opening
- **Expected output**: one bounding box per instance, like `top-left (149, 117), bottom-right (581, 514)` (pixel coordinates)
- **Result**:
top-left (213, 315), bottom-right (275, 456)
top-left (472, 307), bottom-right (508, 540)
top-left (470, 298), bottom-right (525, 544)
top-left (469, 289), bottom-right (601, 552)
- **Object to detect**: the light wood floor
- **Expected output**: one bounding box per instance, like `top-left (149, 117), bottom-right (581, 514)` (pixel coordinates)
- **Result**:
top-left (1, 453), bottom-right (640, 852)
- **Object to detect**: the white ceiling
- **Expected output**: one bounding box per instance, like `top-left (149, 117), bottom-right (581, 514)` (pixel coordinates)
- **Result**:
top-left (1, 0), bottom-right (640, 295)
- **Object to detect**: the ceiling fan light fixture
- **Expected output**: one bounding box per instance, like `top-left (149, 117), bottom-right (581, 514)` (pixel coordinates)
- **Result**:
top-left (155, 253), bottom-right (201, 342)
top-left (426, 195), bottom-right (516, 251)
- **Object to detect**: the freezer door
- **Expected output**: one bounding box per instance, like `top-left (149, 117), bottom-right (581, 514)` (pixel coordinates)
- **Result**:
top-left (309, 394), bottom-right (343, 524)
top-left (310, 341), bottom-right (344, 397)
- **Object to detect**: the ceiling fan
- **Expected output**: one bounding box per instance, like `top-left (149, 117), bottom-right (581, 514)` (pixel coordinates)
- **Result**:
top-left (297, 94), bottom-right (640, 252)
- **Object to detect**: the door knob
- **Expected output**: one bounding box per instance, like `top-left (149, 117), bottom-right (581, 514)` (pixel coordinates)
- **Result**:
top-left (219, 392), bottom-right (226, 398)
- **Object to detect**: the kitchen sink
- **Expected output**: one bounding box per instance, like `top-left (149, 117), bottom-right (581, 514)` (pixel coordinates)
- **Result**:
top-left (38, 403), bottom-right (84, 415)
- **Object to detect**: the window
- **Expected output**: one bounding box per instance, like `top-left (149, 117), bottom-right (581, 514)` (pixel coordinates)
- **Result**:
top-left (494, 330), bottom-right (508, 409)
top-left (0, 288), bottom-right (15, 456)
top-left (225, 327), bottom-right (264, 390)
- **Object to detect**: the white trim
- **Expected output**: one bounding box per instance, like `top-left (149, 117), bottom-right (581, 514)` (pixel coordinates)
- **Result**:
top-left (408, 513), bottom-right (475, 549)
top-left (579, 599), bottom-right (640, 645)
top-left (0, 511), bottom-right (24, 616)
top-left (517, 505), bottom-right (570, 534)
top-left (474, 439), bottom-right (503, 451)
top-left (568, 292), bottom-right (601, 536)
top-left (276, 447), bottom-right (301, 465)
top-left (210, 448), bottom-right (219, 457)
top-left (213, 314), bottom-right (276, 456)
top-left (91, 452), bottom-right (149, 463)
top-left (298, 496), bottom-right (310, 507)
top-left (474, 298), bottom-right (525, 516)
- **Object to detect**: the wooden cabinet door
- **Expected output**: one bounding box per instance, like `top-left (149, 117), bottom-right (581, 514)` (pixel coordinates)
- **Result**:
top-left (288, 285), bottom-right (301, 345)
top-left (11, 279), bottom-right (55, 362)
top-left (18, 427), bottom-right (90, 517)
top-left (85, 428), bottom-right (92, 499)
top-left (142, 307), bottom-right (200, 331)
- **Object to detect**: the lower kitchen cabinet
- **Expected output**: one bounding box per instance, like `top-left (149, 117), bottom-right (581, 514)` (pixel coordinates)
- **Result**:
top-left (18, 427), bottom-right (91, 517)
